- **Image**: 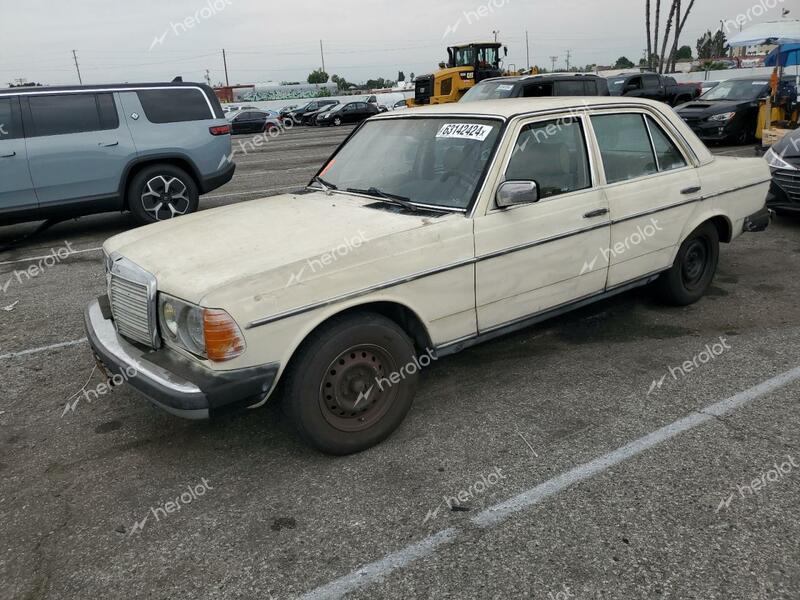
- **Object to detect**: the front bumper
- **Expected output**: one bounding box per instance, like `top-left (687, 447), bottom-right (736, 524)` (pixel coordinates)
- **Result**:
top-left (743, 207), bottom-right (773, 232)
top-left (683, 119), bottom-right (737, 142)
top-left (84, 298), bottom-right (279, 419)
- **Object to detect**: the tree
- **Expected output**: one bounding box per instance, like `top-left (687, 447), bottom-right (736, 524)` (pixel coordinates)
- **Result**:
top-left (398, 71), bottom-right (405, 82)
top-left (409, 72), bottom-right (415, 81)
top-left (676, 45), bottom-right (692, 60)
top-left (646, 0), bottom-right (698, 73)
top-left (307, 69), bottom-right (329, 84)
top-left (697, 30), bottom-right (728, 60)
top-left (331, 74), bottom-right (352, 91)
top-left (666, 0), bottom-right (697, 72)
top-left (646, 0), bottom-right (653, 70)
top-left (614, 56), bottom-right (636, 69)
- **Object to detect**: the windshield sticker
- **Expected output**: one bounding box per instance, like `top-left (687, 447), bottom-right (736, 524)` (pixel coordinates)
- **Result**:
top-left (496, 84), bottom-right (514, 91)
top-left (436, 123), bottom-right (494, 141)
top-left (613, 79), bottom-right (625, 84)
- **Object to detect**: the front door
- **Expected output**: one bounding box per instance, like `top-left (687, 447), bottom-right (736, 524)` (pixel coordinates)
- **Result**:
top-left (474, 114), bottom-right (611, 332)
top-left (0, 96), bottom-right (38, 219)
top-left (589, 110), bottom-right (700, 287)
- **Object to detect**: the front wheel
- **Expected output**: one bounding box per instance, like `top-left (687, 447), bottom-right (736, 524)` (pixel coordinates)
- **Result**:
top-left (283, 312), bottom-right (419, 455)
top-left (333, 116), bottom-right (342, 126)
top-left (127, 164), bottom-right (199, 226)
top-left (654, 222), bottom-right (719, 306)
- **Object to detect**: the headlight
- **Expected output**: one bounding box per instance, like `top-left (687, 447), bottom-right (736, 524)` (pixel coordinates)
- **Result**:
top-left (709, 112), bottom-right (736, 122)
top-left (764, 147), bottom-right (798, 171)
top-left (158, 293), bottom-right (246, 362)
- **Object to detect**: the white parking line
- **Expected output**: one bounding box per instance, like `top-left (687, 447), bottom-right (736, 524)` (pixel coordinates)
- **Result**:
top-left (0, 246), bottom-right (102, 266)
top-left (0, 338), bottom-right (87, 360)
top-left (298, 365), bottom-right (800, 600)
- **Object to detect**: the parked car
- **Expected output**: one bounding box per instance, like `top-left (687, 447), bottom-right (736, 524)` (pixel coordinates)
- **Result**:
top-left (764, 127), bottom-right (800, 214)
top-left (700, 81), bottom-right (721, 94)
top-left (229, 109), bottom-right (282, 135)
top-left (607, 72), bottom-right (700, 106)
top-left (317, 101), bottom-right (380, 126)
top-left (285, 99), bottom-right (339, 125)
top-left (0, 82), bottom-right (233, 227)
top-left (85, 97), bottom-right (770, 454)
top-left (461, 73), bottom-right (609, 102)
top-left (224, 105), bottom-right (257, 115)
top-left (393, 99), bottom-right (409, 110)
top-left (302, 101), bottom-right (340, 126)
top-left (675, 76), bottom-right (791, 145)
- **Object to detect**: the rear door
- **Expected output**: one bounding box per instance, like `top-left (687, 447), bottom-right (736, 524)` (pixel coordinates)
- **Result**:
top-left (589, 110), bottom-right (700, 288)
top-left (24, 92), bottom-right (136, 210)
top-left (0, 95), bottom-right (38, 219)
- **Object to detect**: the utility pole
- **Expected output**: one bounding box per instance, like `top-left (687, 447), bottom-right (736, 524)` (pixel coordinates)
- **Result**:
top-left (320, 40), bottom-right (327, 74)
top-left (222, 49), bottom-right (229, 86)
top-left (204, 69), bottom-right (211, 86)
top-left (549, 56), bottom-right (558, 72)
top-left (565, 49), bottom-right (572, 71)
top-left (525, 30), bottom-right (531, 71)
top-left (71, 50), bottom-right (83, 84)
top-left (493, 30), bottom-right (500, 43)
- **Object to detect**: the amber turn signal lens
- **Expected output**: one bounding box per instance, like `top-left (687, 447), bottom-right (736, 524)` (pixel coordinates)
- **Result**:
top-left (203, 309), bottom-right (246, 362)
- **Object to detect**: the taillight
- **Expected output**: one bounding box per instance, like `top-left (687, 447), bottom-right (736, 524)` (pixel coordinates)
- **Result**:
top-left (209, 124), bottom-right (231, 136)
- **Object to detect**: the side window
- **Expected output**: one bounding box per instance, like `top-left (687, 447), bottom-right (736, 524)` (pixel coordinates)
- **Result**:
top-left (522, 82), bottom-right (554, 97)
top-left (591, 114), bottom-right (657, 184)
top-left (0, 98), bottom-right (21, 140)
top-left (643, 75), bottom-right (660, 89)
top-left (136, 89), bottom-right (212, 123)
top-left (584, 81), bottom-right (598, 95)
top-left (505, 117), bottom-right (592, 200)
top-left (96, 93), bottom-right (120, 130)
top-left (28, 93), bottom-right (104, 137)
top-left (628, 77), bottom-right (642, 90)
top-left (645, 116), bottom-right (687, 172)
top-left (555, 80), bottom-right (585, 96)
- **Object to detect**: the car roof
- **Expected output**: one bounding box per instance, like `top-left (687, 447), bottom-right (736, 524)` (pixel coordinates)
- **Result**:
top-left (377, 96), bottom-right (669, 120)
top-left (480, 73), bottom-right (603, 84)
top-left (0, 81), bottom-right (211, 97)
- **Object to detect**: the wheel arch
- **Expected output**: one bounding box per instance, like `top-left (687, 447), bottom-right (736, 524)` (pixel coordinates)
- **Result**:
top-left (671, 211), bottom-right (732, 262)
top-left (120, 155), bottom-right (203, 210)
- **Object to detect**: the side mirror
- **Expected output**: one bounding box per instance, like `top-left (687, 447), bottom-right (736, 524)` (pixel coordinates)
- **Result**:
top-left (496, 181), bottom-right (539, 208)
top-left (504, 46), bottom-right (509, 57)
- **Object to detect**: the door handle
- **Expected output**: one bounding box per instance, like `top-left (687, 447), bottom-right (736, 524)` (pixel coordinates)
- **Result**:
top-left (584, 208), bottom-right (609, 219)
top-left (0, 151), bottom-right (16, 158)
top-left (681, 186), bottom-right (701, 195)
top-left (98, 141), bottom-right (119, 147)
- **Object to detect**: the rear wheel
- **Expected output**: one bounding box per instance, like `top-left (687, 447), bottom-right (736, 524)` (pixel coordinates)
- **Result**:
top-left (127, 164), bottom-right (199, 226)
top-left (655, 222), bottom-right (719, 306)
top-left (284, 312), bottom-right (419, 455)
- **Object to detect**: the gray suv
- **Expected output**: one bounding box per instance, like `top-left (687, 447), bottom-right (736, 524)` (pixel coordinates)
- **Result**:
top-left (0, 82), bottom-right (235, 226)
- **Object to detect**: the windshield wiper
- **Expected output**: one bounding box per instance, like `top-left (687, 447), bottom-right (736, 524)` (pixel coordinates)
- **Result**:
top-left (346, 187), bottom-right (437, 213)
top-left (310, 175), bottom-right (337, 195)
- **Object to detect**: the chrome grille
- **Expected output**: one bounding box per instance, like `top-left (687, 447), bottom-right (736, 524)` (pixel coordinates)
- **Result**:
top-left (107, 256), bottom-right (158, 348)
top-left (773, 169), bottom-right (800, 204)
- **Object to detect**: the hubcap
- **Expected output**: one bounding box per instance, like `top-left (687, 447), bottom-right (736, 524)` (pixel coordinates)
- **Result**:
top-left (682, 238), bottom-right (709, 290)
top-left (141, 175), bottom-right (190, 221)
top-left (319, 344), bottom-right (397, 432)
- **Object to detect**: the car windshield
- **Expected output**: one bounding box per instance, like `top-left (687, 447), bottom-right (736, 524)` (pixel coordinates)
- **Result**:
top-left (701, 79), bottom-right (768, 101)
top-left (316, 118), bottom-right (502, 210)
top-left (453, 46), bottom-right (499, 68)
top-left (461, 81), bottom-right (517, 102)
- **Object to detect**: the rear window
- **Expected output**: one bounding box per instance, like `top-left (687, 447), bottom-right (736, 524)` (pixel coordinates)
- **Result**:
top-left (136, 88), bottom-right (214, 123)
top-left (28, 93), bottom-right (118, 137)
top-left (555, 80), bottom-right (587, 95)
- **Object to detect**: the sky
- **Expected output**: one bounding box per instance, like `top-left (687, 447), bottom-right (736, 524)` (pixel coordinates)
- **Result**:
top-left (0, 0), bottom-right (795, 87)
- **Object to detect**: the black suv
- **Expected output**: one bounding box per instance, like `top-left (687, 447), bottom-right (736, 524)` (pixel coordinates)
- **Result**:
top-left (460, 74), bottom-right (609, 102)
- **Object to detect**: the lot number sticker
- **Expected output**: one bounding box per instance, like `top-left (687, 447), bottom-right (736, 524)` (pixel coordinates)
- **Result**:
top-left (437, 123), bottom-right (494, 141)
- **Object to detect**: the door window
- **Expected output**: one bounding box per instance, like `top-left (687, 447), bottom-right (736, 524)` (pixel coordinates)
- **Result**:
top-left (505, 117), bottom-right (592, 200)
top-left (643, 75), bottom-right (660, 89)
top-left (0, 98), bottom-right (21, 140)
top-left (591, 114), bottom-right (658, 184)
top-left (645, 116), bottom-right (687, 172)
top-left (555, 80), bottom-right (585, 96)
top-left (28, 93), bottom-right (111, 137)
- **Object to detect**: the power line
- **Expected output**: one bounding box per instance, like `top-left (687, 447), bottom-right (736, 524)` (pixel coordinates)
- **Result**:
top-left (71, 50), bottom-right (82, 84)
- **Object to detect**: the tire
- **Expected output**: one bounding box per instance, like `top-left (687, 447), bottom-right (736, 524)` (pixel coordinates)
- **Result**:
top-left (654, 222), bottom-right (719, 306)
top-left (127, 164), bottom-right (199, 226)
top-left (284, 312), bottom-right (419, 455)
top-left (333, 117), bottom-right (342, 126)
top-left (264, 123), bottom-right (280, 135)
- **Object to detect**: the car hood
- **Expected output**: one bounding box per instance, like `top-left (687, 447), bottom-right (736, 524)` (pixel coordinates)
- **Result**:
top-left (771, 128), bottom-right (800, 159)
top-left (676, 99), bottom-right (752, 116)
top-left (104, 190), bottom-right (462, 306)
